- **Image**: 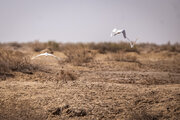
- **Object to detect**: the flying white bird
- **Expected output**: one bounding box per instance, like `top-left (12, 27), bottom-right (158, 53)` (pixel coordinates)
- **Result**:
top-left (31, 52), bottom-right (60, 60)
top-left (110, 28), bottom-right (127, 38)
top-left (110, 28), bottom-right (137, 48)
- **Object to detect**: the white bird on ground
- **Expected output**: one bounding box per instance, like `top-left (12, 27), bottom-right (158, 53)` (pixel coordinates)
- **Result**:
top-left (31, 52), bottom-right (60, 60)
top-left (110, 28), bottom-right (137, 48)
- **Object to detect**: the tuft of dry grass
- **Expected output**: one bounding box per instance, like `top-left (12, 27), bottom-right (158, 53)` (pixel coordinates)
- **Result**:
top-left (31, 40), bottom-right (47, 52)
top-left (64, 47), bottom-right (96, 66)
top-left (46, 41), bottom-right (60, 51)
top-left (57, 70), bottom-right (77, 82)
top-left (0, 48), bottom-right (39, 78)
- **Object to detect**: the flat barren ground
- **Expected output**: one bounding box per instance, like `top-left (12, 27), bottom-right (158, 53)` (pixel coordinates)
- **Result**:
top-left (0, 42), bottom-right (180, 120)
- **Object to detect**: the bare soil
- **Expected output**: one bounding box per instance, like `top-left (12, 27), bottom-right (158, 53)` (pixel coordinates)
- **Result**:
top-left (0, 47), bottom-right (180, 120)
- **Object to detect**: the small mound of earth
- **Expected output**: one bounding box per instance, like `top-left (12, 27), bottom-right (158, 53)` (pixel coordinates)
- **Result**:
top-left (48, 105), bottom-right (87, 118)
top-left (66, 108), bottom-right (87, 117)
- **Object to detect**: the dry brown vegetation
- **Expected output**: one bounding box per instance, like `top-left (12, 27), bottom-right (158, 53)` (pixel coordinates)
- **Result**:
top-left (108, 52), bottom-right (139, 63)
top-left (81, 42), bottom-right (139, 54)
top-left (64, 47), bottom-right (96, 66)
top-left (57, 70), bottom-right (77, 83)
top-left (0, 48), bottom-right (42, 80)
top-left (0, 41), bottom-right (179, 120)
top-left (30, 40), bottom-right (47, 52)
top-left (29, 40), bottom-right (60, 52)
top-left (0, 49), bottom-right (34, 73)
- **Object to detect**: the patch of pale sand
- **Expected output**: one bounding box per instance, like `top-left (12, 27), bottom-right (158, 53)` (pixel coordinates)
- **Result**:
top-left (53, 51), bottom-right (67, 59)
top-left (94, 53), bottom-right (108, 61)
top-left (30, 56), bottom-right (60, 66)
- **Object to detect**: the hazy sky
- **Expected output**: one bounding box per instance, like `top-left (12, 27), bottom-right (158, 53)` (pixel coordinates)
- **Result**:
top-left (0, 0), bottom-right (180, 44)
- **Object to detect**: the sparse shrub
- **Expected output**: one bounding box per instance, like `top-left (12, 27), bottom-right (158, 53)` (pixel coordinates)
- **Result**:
top-left (0, 48), bottom-right (39, 77)
top-left (0, 54), bottom-right (9, 73)
top-left (97, 42), bottom-right (124, 53)
top-left (47, 41), bottom-right (60, 51)
top-left (64, 47), bottom-right (96, 66)
top-left (173, 43), bottom-right (180, 52)
top-left (32, 40), bottom-right (46, 52)
top-left (8, 42), bottom-right (22, 48)
top-left (88, 42), bottom-right (139, 53)
top-left (137, 42), bottom-right (180, 53)
top-left (58, 43), bottom-right (88, 52)
top-left (57, 43), bottom-right (74, 52)
top-left (137, 43), bottom-right (159, 53)
top-left (58, 70), bottom-right (77, 82)
top-left (160, 42), bottom-right (180, 52)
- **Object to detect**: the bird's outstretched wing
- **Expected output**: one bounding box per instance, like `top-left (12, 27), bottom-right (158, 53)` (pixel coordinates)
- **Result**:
top-left (46, 53), bottom-right (60, 60)
top-left (122, 30), bottom-right (127, 38)
top-left (111, 29), bottom-right (125, 37)
top-left (31, 52), bottom-right (60, 60)
top-left (31, 53), bottom-right (46, 59)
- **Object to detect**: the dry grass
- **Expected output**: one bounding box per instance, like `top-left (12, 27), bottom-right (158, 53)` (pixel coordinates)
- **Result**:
top-left (137, 42), bottom-right (180, 53)
top-left (64, 47), bottom-right (96, 66)
top-left (27, 41), bottom-right (180, 54)
top-left (57, 42), bottom-right (139, 53)
top-left (58, 43), bottom-right (88, 52)
top-left (128, 109), bottom-right (159, 120)
top-left (0, 48), bottom-right (39, 78)
top-left (0, 41), bottom-right (179, 120)
top-left (0, 98), bottom-right (46, 120)
top-left (30, 40), bottom-right (60, 52)
top-left (108, 52), bottom-right (140, 63)
top-left (8, 42), bottom-right (22, 49)
top-left (58, 70), bottom-right (77, 82)
top-left (88, 42), bottom-right (139, 54)
top-left (31, 40), bottom-right (47, 52)
top-left (47, 41), bottom-right (60, 51)
top-left (160, 42), bottom-right (180, 52)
